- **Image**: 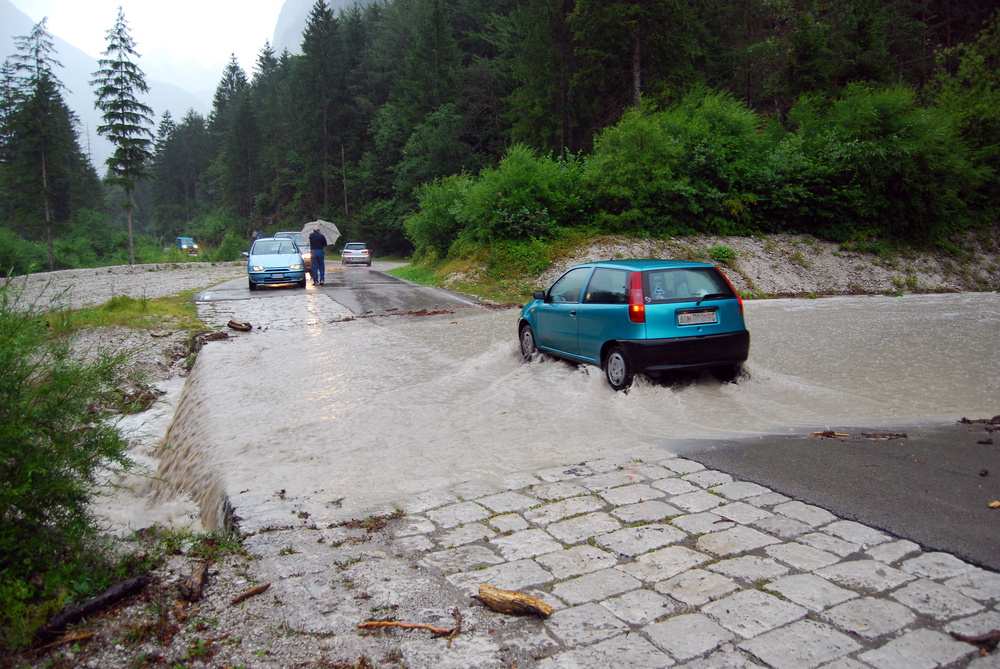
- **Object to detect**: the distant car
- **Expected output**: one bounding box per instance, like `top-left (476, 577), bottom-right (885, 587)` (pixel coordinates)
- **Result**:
top-left (175, 236), bottom-right (198, 254)
top-left (341, 242), bottom-right (371, 266)
top-left (518, 260), bottom-right (750, 391)
top-left (242, 237), bottom-right (307, 291)
top-left (273, 231), bottom-right (312, 268)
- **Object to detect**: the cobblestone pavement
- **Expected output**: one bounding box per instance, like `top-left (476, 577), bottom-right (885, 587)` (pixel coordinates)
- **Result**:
top-left (242, 452), bottom-right (1000, 669)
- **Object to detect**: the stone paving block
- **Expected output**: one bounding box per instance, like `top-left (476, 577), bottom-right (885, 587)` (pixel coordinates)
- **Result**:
top-left (612, 500), bottom-right (683, 524)
top-left (672, 512), bottom-right (735, 535)
top-left (552, 568), bottom-right (642, 605)
top-left (599, 484), bottom-right (665, 506)
top-left (536, 545), bottom-right (618, 580)
top-left (773, 501), bottom-right (838, 528)
top-left (426, 501), bottom-right (490, 528)
top-left (945, 568), bottom-right (1000, 602)
top-left (531, 481), bottom-right (590, 501)
top-left (617, 545), bottom-right (710, 583)
top-left (697, 526), bottom-right (780, 557)
top-left (890, 578), bottom-right (984, 620)
top-left (655, 568), bottom-right (739, 606)
top-left (672, 490), bottom-right (725, 513)
top-left (968, 653), bottom-right (1000, 669)
top-left (738, 620), bottom-right (861, 669)
top-left (900, 552), bottom-right (975, 580)
top-left (765, 574), bottom-right (858, 612)
top-left (866, 540), bottom-right (920, 565)
top-left (707, 556), bottom-right (789, 583)
top-left (712, 481), bottom-right (771, 501)
top-left (797, 532), bottom-right (861, 558)
top-left (703, 590), bottom-right (807, 639)
top-left (745, 492), bottom-right (791, 508)
top-left (597, 524), bottom-right (687, 557)
top-left (436, 523), bottom-right (493, 548)
top-left (587, 456), bottom-right (634, 473)
top-left (944, 610), bottom-right (1000, 637)
top-left (821, 520), bottom-right (890, 548)
top-left (681, 645), bottom-right (767, 669)
top-left (395, 535), bottom-right (434, 552)
top-left (644, 613), bottom-right (734, 661)
top-left (400, 635), bottom-right (502, 669)
top-left (651, 478), bottom-right (700, 496)
top-left (405, 490), bottom-right (460, 514)
top-left (446, 558), bottom-right (553, 595)
top-left (544, 602), bottom-right (628, 647)
top-left (488, 513), bottom-right (528, 533)
top-left (858, 628), bottom-right (976, 669)
top-left (547, 512), bottom-right (621, 544)
top-left (635, 463), bottom-right (677, 481)
top-left (394, 516), bottom-right (435, 537)
top-left (752, 514), bottom-right (811, 539)
top-left (525, 496), bottom-right (606, 527)
top-left (490, 528), bottom-right (563, 561)
top-left (715, 502), bottom-right (773, 524)
top-left (662, 458), bottom-right (706, 475)
top-left (820, 597), bottom-right (915, 640)
top-left (765, 543), bottom-right (840, 572)
top-left (580, 470), bottom-right (640, 491)
top-left (450, 479), bottom-right (499, 500)
top-left (420, 545), bottom-right (504, 573)
top-left (686, 470), bottom-right (734, 488)
top-left (501, 472), bottom-right (540, 490)
top-left (538, 629), bottom-right (675, 669)
top-left (819, 660), bottom-right (873, 669)
top-left (600, 589), bottom-right (678, 626)
top-left (815, 560), bottom-right (915, 593)
top-left (478, 491), bottom-right (537, 514)
top-left (538, 464), bottom-right (594, 482)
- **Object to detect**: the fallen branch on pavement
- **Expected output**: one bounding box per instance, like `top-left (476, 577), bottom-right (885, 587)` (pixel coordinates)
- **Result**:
top-left (358, 607), bottom-right (462, 648)
top-left (471, 584), bottom-right (553, 617)
top-left (950, 629), bottom-right (1000, 653)
top-left (230, 583), bottom-right (270, 606)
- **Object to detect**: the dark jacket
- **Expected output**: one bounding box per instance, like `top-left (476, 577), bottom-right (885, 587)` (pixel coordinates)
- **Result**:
top-left (309, 231), bottom-right (328, 250)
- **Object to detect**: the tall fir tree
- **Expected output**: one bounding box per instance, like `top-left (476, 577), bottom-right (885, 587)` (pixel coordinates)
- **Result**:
top-left (91, 7), bottom-right (155, 266)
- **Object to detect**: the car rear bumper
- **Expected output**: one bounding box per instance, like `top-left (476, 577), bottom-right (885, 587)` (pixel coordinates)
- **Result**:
top-left (620, 330), bottom-right (750, 372)
top-left (342, 257), bottom-right (369, 264)
top-left (249, 271), bottom-right (305, 285)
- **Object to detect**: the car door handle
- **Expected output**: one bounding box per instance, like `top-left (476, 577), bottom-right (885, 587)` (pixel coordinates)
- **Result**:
top-left (570, 310), bottom-right (576, 315)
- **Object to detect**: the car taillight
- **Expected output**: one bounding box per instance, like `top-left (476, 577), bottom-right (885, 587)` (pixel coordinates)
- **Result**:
top-left (719, 271), bottom-right (744, 315)
top-left (629, 271), bottom-right (645, 323)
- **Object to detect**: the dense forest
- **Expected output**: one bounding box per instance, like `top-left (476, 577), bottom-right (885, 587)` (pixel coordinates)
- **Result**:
top-left (1, 0), bottom-right (998, 274)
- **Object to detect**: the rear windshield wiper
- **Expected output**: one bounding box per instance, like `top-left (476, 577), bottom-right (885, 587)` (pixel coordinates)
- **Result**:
top-left (696, 292), bottom-right (729, 307)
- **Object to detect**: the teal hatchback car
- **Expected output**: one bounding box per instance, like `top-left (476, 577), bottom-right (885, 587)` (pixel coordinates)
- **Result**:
top-left (518, 260), bottom-right (750, 391)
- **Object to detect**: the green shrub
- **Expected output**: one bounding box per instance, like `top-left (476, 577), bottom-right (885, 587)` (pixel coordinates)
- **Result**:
top-left (405, 173), bottom-right (473, 258)
top-left (709, 245), bottom-right (738, 265)
top-left (0, 280), bottom-right (135, 654)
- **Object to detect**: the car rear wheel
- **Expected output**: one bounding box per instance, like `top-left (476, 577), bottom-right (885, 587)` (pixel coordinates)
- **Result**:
top-left (519, 324), bottom-right (537, 361)
top-left (604, 346), bottom-right (633, 392)
top-left (248, 278), bottom-right (257, 292)
top-left (711, 363), bottom-right (743, 383)
top-left (366, 261), bottom-right (371, 266)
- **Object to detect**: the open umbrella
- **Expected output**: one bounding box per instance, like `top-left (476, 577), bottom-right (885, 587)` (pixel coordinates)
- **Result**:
top-left (300, 220), bottom-right (340, 247)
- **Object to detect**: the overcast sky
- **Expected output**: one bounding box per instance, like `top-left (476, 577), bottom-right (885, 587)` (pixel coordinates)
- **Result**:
top-left (10, 0), bottom-right (283, 73)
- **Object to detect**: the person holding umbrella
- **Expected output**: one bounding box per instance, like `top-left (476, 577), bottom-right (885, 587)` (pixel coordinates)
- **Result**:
top-left (308, 225), bottom-right (328, 285)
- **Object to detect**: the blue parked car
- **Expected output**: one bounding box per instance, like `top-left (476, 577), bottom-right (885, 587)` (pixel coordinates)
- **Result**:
top-left (242, 237), bottom-right (307, 291)
top-left (518, 260), bottom-right (750, 391)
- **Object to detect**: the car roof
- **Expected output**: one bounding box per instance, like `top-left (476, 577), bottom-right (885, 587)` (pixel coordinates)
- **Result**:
top-left (177, 236), bottom-right (194, 240)
top-left (573, 259), bottom-right (717, 271)
top-left (344, 241), bottom-right (367, 246)
top-left (273, 231), bottom-right (301, 236)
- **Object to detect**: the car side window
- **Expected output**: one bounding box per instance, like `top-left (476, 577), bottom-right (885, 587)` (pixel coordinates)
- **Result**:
top-left (548, 267), bottom-right (591, 303)
top-left (583, 268), bottom-right (629, 304)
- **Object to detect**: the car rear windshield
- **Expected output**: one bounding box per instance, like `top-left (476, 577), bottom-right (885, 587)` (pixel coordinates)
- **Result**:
top-left (643, 268), bottom-right (733, 303)
top-left (344, 243), bottom-right (367, 250)
top-left (252, 240), bottom-right (296, 255)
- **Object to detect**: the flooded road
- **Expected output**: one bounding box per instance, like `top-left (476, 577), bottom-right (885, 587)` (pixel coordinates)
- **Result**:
top-left (155, 279), bottom-right (1000, 530)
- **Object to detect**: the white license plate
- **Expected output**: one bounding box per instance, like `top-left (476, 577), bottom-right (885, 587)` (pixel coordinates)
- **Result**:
top-left (271, 273), bottom-right (284, 279)
top-left (678, 310), bottom-right (717, 326)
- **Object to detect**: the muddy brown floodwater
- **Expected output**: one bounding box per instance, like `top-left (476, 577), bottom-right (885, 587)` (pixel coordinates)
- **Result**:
top-left (147, 291), bottom-right (1000, 532)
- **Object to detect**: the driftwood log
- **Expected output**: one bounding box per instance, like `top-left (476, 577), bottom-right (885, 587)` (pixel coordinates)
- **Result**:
top-left (227, 320), bottom-right (252, 331)
top-left (471, 584), bottom-right (553, 618)
top-left (230, 583), bottom-right (270, 606)
top-left (40, 575), bottom-right (148, 640)
top-left (179, 561), bottom-right (209, 602)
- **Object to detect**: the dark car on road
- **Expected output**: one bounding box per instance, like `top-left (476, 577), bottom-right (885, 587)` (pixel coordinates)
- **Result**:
top-left (518, 259), bottom-right (750, 390)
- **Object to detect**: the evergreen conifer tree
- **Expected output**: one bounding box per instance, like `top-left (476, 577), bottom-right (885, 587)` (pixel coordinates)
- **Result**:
top-left (91, 7), bottom-right (154, 266)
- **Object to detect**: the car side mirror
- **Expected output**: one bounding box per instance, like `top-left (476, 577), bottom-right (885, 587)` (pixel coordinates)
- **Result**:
top-left (533, 291), bottom-right (545, 300)
top-left (241, 252), bottom-right (249, 258)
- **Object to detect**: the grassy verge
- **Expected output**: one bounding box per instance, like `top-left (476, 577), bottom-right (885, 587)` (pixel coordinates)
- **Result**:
top-left (45, 291), bottom-right (204, 334)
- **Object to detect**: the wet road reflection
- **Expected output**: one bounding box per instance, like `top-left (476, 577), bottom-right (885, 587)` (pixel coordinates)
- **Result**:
top-left (157, 291), bottom-right (1000, 529)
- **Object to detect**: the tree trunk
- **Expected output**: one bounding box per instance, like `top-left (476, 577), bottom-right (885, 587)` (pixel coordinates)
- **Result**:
top-left (41, 145), bottom-right (54, 271)
top-left (126, 188), bottom-right (135, 266)
top-left (631, 19), bottom-right (641, 110)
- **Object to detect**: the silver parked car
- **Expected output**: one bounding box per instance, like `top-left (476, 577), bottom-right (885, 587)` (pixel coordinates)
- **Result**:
top-left (341, 242), bottom-right (371, 267)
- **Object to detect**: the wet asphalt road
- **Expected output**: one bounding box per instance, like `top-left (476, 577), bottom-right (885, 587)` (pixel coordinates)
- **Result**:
top-left (194, 261), bottom-right (478, 315)
top-left (193, 266), bottom-right (999, 571)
